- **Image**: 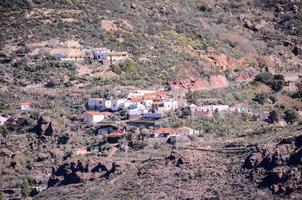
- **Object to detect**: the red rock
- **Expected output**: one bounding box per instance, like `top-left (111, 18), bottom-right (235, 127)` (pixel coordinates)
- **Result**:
top-left (209, 75), bottom-right (229, 89)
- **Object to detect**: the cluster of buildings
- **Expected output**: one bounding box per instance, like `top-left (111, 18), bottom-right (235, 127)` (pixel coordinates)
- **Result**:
top-left (85, 89), bottom-right (178, 124)
top-left (94, 124), bottom-right (199, 147)
top-left (186, 104), bottom-right (245, 118)
top-left (147, 127), bottom-right (199, 138)
top-left (48, 48), bottom-right (129, 65)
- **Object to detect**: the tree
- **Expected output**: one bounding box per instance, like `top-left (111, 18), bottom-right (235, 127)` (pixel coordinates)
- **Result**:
top-left (284, 109), bottom-right (299, 124)
top-left (268, 110), bottom-right (279, 124)
top-left (253, 93), bottom-right (268, 105)
top-left (274, 74), bottom-right (284, 81)
top-left (271, 80), bottom-right (284, 92)
top-left (255, 72), bottom-right (274, 85)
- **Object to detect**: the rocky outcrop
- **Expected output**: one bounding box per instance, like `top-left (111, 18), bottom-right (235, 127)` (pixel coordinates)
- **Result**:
top-left (168, 75), bottom-right (229, 91)
top-left (209, 75), bottom-right (229, 89)
top-left (48, 160), bottom-right (123, 187)
top-left (33, 116), bottom-right (57, 137)
top-left (243, 18), bottom-right (266, 32)
top-left (243, 135), bottom-right (302, 195)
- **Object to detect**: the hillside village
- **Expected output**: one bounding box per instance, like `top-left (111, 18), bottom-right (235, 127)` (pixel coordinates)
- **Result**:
top-left (1, 0), bottom-right (302, 200)
top-left (1, 42), bottom-right (302, 199)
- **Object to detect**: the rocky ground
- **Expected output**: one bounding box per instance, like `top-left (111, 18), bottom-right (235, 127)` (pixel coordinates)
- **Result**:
top-left (33, 127), bottom-right (301, 200)
top-left (244, 134), bottom-right (302, 197)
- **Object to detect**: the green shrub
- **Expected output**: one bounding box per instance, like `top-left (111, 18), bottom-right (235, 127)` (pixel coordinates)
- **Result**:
top-left (111, 65), bottom-right (122, 75)
top-left (131, 140), bottom-right (146, 150)
top-left (268, 110), bottom-right (280, 124)
top-left (271, 80), bottom-right (284, 92)
top-left (253, 93), bottom-right (268, 105)
top-left (111, 59), bottom-right (136, 75)
top-left (120, 59), bottom-right (136, 73)
top-left (284, 109), bottom-right (299, 124)
top-left (255, 72), bottom-right (274, 85)
top-left (255, 73), bottom-right (285, 92)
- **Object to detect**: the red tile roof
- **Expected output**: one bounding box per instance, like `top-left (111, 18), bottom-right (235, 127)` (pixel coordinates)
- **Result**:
top-left (151, 128), bottom-right (174, 134)
top-left (86, 111), bottom-right (103, 116)
top-left (108, 131), bottom-right (125, 137)
top-left (20, 102), bottom-right (31, 106)
top-left (129, 96), bottom-right (143, 102)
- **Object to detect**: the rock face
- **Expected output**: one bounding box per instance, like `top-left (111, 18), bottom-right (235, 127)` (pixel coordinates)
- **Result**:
top-left (168, 75), bottom-right (229, 91)
top-left (48, 160), bottom-right (122, 187)
top-left (209, 75), bottom-right (229, 89)
top-left (243, 135), bottom-right (302, 195)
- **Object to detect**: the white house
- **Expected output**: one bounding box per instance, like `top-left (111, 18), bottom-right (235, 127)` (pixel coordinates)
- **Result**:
top-left (143, 99), bottom-right (154, 108)
top-left (172, 127), bottom-right (198, 136)
top-left (20, 102), bottom-right (31, 111)
top-left (84, 112), bottom-right (105, 124)
top-left (148, 128), bottom-right (173, 138)
top-left (87, 98), bottom-right (112, 111)
top-left (211, 105), bottom-right (229, 112)
top-left (104, 100), bottom-right (112, 110)
top-left (153, 99), bottom-right (178, 113)
top-left (0, 116), bottom-right (8, 126)
top-left (111, 99), bottom-right (127, 111)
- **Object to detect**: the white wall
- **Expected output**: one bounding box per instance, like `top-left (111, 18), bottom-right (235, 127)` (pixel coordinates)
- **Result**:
top-left (21, 105), bottom-right (30, 110)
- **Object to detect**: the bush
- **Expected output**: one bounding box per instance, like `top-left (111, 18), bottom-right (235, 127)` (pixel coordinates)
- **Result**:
top-left (255, 73), bottom-right (285, 92)
top-left (120, 59), bottom-right (136, 73)
top-left (253, 93), bottom-right (268, 105)
top-left (268, 110), bottom-right (279, 124)
top-left (271, 80), bottom-right (284, 92)
top-left (131, 140), bottom-right (146, 150)
top-left (274, 74), bottom-right (284, 80)
top-left (284, 109), bottom-right (299, 124)
top-left (111, 65), bottom-right (122, 75)
top-left (255, 72), bottom-right (274, 85)
top-left (111, 59), bottom-right (136, 75)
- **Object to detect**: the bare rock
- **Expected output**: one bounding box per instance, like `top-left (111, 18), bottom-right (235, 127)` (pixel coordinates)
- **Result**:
top-left (130, 3), bottom-right (137, 9)
top-left (243, 19), bottom-right (255, 31)
top-left (254, 20), bottom-right (266, 31)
